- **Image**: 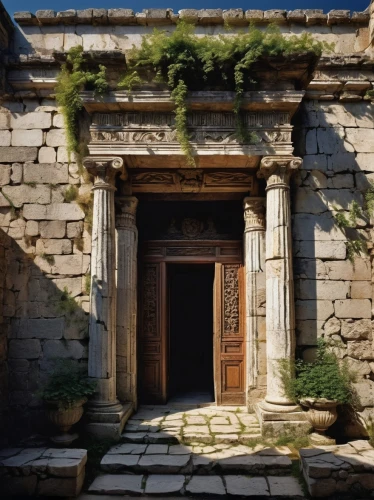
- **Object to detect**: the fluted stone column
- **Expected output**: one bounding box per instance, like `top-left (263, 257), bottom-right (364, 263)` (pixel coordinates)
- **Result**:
top-left (258, 156), bottom-right (302, 412)
top-left (243, 197), bottom-right (266, 404)
top-left (83, 156), bottom-right (131, 438)
top-left (115, 197), bottom-right (138, 406)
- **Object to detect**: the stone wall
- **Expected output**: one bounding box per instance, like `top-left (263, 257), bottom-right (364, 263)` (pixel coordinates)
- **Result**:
top-left (0, 98), bottom-right (91, 436)
top-left (293, 100), bottom-right (374, 432)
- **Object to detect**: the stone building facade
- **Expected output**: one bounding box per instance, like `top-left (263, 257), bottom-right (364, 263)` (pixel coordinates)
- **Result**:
top-left (0, 3), bottom-right (374, 441)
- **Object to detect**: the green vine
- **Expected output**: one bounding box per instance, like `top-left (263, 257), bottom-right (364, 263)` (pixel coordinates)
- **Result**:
top-left (56, 45), bottom-right (108, 162)
top-left (118, 22), bottom-right (328, 164)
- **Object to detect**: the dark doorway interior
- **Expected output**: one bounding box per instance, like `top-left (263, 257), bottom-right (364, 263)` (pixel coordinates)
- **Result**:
top-left (168, 264), bottom-right (215, 403)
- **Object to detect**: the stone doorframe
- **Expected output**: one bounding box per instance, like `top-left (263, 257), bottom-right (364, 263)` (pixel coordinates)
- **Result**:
top-left (81, 153), bottom-right (307, 438)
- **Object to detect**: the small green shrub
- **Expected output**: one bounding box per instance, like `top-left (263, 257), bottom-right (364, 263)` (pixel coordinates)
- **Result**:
top-left (119, 22), bottom-right (328, 164)
top-left (38, 359), bottom-right (96, 408)
top-left (280, 339), bottom-right (354, 405)
top-left (333, 202), bottom-right (367, 262)
top-left (40, 253), bottom-right (55, 265)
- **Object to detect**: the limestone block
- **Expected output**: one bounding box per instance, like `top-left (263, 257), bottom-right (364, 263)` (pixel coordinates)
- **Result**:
top-left (297, 280), bottom-right (350, 300)
top-left (67, 221), bottom-right (83, 238)
top-left (17, 318), bottom-right (64, 339)
top-left (327, 174), bottom-right (354, 189)
top-left (345, 129), bottom-right (374, 153)
top-left (57, 147), bottom-right (76, 163)
top-left (294, 240), bottom-right (346, 260)
top-left (38, 147), bottom-right (56, 163)
top-left (40, 221), bottom-right (66, 238)
top-left (327, 152), bottom-right (357, 173)
top-left (2, 185), bottom-right (50, 207)
top-left (51, 187), bottom-right (65, 203)
top-left (10, 112), bottom-right (51, 129)
top-left (0, 130), bottom-right (11, 146)
top-left (294, 188), bottom-right (328, 214)
top-left (245, 10), bottom-right (264, 21)
top-left (26, 220), bottom-right (39, 236)
top-left (0, 192), bottom-right (11, 207)
top-left (37, 470), bottom-right (85, 497)
top-left (356, 153), bottom-right (374, 172)
top-left (335, 299), bottom-right (371, 319)
top-left (353, 380), bottom-right (374, 406)
top-left (294, 259), bottom-right (328, 280)
top-left (326, 260), bottom-right (371, 281)
top-left (306, 129), bottom-right (317, 154)
top-left (323, 317), bottom-right (341, 336)
top-left (64, 32), bottom-right (83, 51)
top-left (36, 239), bottom-right (72, 255)
top-left (43, 340), bottom-right (86, 360)
top-left (89, 474), bottom-right (143, 495)
top-left (318, 104), bottom-right (357, 127)
top-left (12, 130), bottom-right (43, 147)
top-left (346, 357), bottom-right (371, 376)
top-left (8, 219), bottom-right (26, 239)
top-left (293, 214), bottom-right (346, 241)
top-left (347, 340), bottom-right (373, 360)
top-left (11, 163), bottom-right (23, 184)
top-left (52, 277), bottom-right (82, 297)
top-left (9, 339), bottom-right (41, 359)
top-left (317, 127), bottom-right (354, 155)
top-left (23, 203), bottom-right (84, 221)
top-left (52, 114), bottom-right (64, 128)
top-left (24, 163), bottom-right (69, 184)
top-left (3, 476), bottom-right (38, 495)
top-left (0, 164), bottom-right (11, 186)
top-left (46, 129), bottom-right (67, 147)
top-left (320, 189), bottom-right (363, 211)
top-left (296, 300), bottom-right (334, 320)
top-left (304, 170), bottom-right (327, 189)
top-left (351, 282), bottom-right (372, 299)
top-left (34, 254), bottom-right (83, 275)
top-left (0, 111), bottom-right (10, 129)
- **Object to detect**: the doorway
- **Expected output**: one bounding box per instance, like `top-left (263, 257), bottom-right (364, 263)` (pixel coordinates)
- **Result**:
top-left (168, 264), bottom-right (215, 403)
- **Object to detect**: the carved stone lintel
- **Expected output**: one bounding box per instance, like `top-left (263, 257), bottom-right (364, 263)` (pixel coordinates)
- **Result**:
top-left (115, 196), bottom-right (138, 230)
top-left (258, 156), bottom-right (302, 188)
top-left (83, 156), bottom-right (127, 189)
top-left (243, 197), bottom-right (266, 233)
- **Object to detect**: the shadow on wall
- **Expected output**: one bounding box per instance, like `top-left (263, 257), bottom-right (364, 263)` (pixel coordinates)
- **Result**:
top-left (291, 100), bottom-right (374, 439)
top-left (0, 225), bottom-right (90, 445)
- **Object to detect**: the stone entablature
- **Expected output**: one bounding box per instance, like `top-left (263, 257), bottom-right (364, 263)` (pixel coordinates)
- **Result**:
top-left (13, 9), bottom-right (369, 27)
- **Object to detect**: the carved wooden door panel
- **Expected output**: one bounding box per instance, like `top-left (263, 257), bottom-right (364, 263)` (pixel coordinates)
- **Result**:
top-left (138, 262), bottom-right (168, 403)
top-left (214, 263), bottom-right (245, 405)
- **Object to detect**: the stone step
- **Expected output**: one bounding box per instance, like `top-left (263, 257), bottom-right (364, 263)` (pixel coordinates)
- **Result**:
top-left (100, 443), bottom-right (292, 476)
top-left (88, 473), bottom-right (304, 498)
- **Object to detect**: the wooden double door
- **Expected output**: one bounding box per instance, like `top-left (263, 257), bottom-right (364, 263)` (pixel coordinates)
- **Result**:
top-left (138, 241), bottom-right (245, 406)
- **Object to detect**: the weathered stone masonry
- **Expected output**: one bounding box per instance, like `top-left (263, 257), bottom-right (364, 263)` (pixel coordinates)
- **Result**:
top-left (0, 3), bottom-right (374, 439)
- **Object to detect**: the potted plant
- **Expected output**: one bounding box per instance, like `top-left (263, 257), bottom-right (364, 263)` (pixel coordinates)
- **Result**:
top-left (281, 339), bottom-right (355, 445)
top-left (38, 359), bottom-right (96, 445)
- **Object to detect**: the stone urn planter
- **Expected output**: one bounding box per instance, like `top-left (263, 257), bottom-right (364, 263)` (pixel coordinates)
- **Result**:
top-left (301, 398), bottom-right (339, 445)
top-left (46, 398), bottom-right (87, 446)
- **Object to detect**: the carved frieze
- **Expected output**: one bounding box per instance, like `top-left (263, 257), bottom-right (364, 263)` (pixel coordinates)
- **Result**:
top-left (224, 265), bottom-right (240, 335)
top-left (166, 247), bottom-right (215, 256)
top-left (90, 111), bottom-right (292, 146)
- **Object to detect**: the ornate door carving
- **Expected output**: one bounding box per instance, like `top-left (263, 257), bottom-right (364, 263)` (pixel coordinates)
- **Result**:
top-left (138, 262), bottom-right (167, 403)
top-left (214, 263), bottom-right (245, 405)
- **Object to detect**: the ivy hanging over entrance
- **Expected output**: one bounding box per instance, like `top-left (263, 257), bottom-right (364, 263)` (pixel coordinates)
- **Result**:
top-left (118, 22), bottom-right (328, 165)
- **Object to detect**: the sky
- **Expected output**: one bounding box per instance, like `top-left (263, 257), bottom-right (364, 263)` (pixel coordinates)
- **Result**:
top-left (2, 0), bottom-right (370, 19)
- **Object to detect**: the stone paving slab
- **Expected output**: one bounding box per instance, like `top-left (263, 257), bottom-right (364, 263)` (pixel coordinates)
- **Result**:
top-left (301, 440), bottom-right (374, 497)
top-left (122, 405), bottom-right (262, 446)
top-left (1, 448), bottom-right (87, 497)
top-left (88, 474), bottom-right (304, 497)
top-left (88, 474), bottom-right (144, 495)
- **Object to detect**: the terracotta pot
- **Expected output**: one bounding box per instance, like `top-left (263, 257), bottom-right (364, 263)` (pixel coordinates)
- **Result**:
top-left (301, 398), bottom-right (339, 434)
top-left (46, 398), bottom-right (87, 433)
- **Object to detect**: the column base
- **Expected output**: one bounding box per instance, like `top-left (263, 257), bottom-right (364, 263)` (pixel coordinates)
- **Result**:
top-left (85, 402), bottom-right (133, 440)
top-left (255, 402), bottom-right (312, 439)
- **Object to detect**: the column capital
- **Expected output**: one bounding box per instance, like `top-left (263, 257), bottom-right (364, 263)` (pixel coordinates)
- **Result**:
top-left (258, 156), bottom-right (302, 188)
top-left (243, 197), bottom-right (266, 233)
top-left (83, 156), bottom-right (127, 190)
top-left (115, 196), bottom-right (138, 230)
